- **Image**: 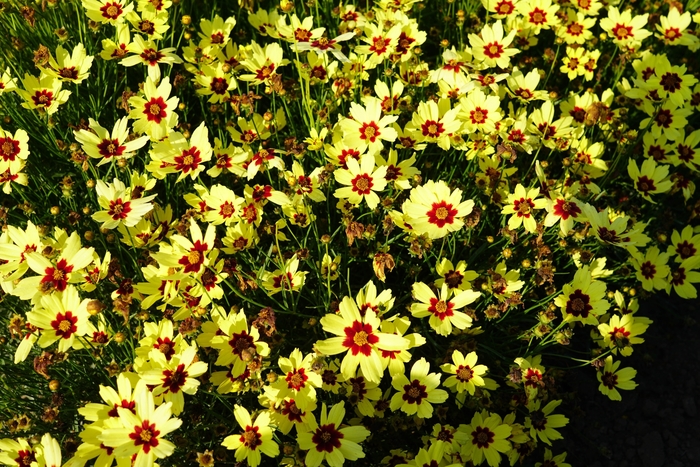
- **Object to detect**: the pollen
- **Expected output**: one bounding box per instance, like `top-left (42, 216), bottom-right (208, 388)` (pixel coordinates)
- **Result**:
top-left (58, 320), bottom-right (72, 332)
top-left (353, 330), bottom-right (369, 346)
top-left (149, 103), bottom-right (161, 115)
top-left (187, 251), bottom-right (201, 265)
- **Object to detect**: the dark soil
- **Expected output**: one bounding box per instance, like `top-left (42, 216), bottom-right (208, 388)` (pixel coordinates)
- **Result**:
top-left (560, 295), bottom-right (700, 467)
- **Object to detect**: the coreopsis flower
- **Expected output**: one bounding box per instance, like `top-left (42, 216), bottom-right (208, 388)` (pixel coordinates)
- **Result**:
top-left (202, 184), bottom-right (244, 226)
top-left (401, 180), bottom-right (474, 239)
top-left (668, 225), bottom-right (700, 263)
top-left (126, 9), bottom-right (170, 40)
top-left (261, 256), bottom-right (308, 295)
top-left (296, 402), bottom-right (370, 467)
top-left (459, 411), bottom-right (512, 467)
top-left (199, 14), bottom-right (236, 48)
top-left (194, 63), bottom-right (237, 103)
top-left (524, 400), bottom-right (568, 445)
top-left (644, 62), bottom-right (698, 109)
top-left (671, 129), bottom-right (700, 168)
top-left (389, 358), bottom-right (448, 418)
top-left (392, 18), bottom-right (427, 62)
top-left (655, 8), bottom-right (699, 50)
top-left (101, 23), bottom-right (131, 60)
top-left (293, 33), bottom-right (356, 63)
top-left (405, 99), bottom-right (461, 150)
top-left (629, 246), bottom-right (670, 292)
top-left (469, 20), bottom-right (518, 69)
top-left (0, 67), bottom-right (18, 94)
top-left (597, 356), bottom-right (637, 401)
top-left (488, 261), bottom-right (525, 300)
top-left (572, 0), bottom-right (602, 15)
top-left (441, 350), bottom-right (492, 396)
top-left (151, 219), bottom-right (215, 276)
top-left (536, 449), bottom-right (572, 467)
top-left (667, 257), bottom-right (700, 299)
top-left (582, 205), bottom-right (650, 248)
top-left (25, 286), bottom-right (92, 356)
top-left (228, 113), bottom-right (272, 145)
top-left (0, 221), bottom-right (43, 283)
top-left (355, 21), bottom-right (401, 64)
top-left (528, 100), bottom-right (574, 149)
top-left (598, 313), bottom-right (649, 356)
top-left (247, 8), bottom-right (281, 37)
top-left (99, 384), bottom-right (182, 467)
top-left (558, 10), bottom-right (595, 45)
top-left (73, 117), bottom-right (149, 166)
top-left (207, 138), bottom-right (248, 178)
top-left (560, 47), bottom-right (587, 80)
top-left (339, 99), bottom-right (398, 154)
top-left (0, 128), bottom-right (29, 169)
top-left (315, 295), bottom-right (408, 383)
top-left (268, 397), bottom-right (317, 435)
top-left (208, 307), bottom-right (270, 377)
top-left (599, 7), bottom-right (651, 50)
top-left (240, 42), bottom-right (289, 86)
top-left (543, 197), bottom-right (584, 235)
top-left (506, 67), bottom-right (547, 102)
top-left (502, 184), bottom-right (547, 233)
top-left (267, 349), bottom-right (322, 410)
top-left (120, 36), bottom-right (182, 83)
top-left (93, 177), bottom-right (156, 230)
top-left (149, 122), bottom-right (213, 181)
top-left (458, 88), bottom-right (502, 133)
top-left (82, 0), bottom-right (133, 24)
top-left (333, 153), bottom-right (387, 210)
top-left (128, 76), bottom-right (179, 141)
top-left (553, 266), bottom-right (609, 325)
top-left (45, 44), bottom-right (94, 84)
top-left (410, 282), bottom-right (480, 336)
top-left (435, 258), bottom-right (479, 292)
top-left (277, 13), bottom-right (324, 44)
top-left (13, 231), bottom-right (94, 300)
top-left (17, 72), bottom-right (71, 114)
top-left (0, 159), bottom-right (28, 194)
top-left (141, 345), bottom-right (208, 415)
top-left (374, 149), bottom-right (419, 191)
top-left (517, 0), bottom-right (560, 34)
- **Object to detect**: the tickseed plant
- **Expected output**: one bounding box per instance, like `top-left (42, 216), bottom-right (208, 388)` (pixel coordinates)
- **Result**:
top-left (0, 0), bottom-right (698, 466)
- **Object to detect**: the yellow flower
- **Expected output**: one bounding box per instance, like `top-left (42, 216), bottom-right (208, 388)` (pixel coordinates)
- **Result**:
top-left (469, 20), bottom-right (518, 69)
top-left (459, 411), bottom-right (512, 467)
top-left (411, 282), bottom-right (479, 336)
top-left (390, 358), bottom-right (448, 418)
top-left (524, 399), bottom-right (568, 445)
top-left (222, 405), bottom-right (279, 467)
top-left (597, 356), bottom-right (637, 400)
top-left (128, 76), bottom-right (179, 141)
top-left (17, 72), bottom-right (71, 115)
top-left (45, 43), bottom-right (94, 84)
top-left (333, 153), bottom-right (387, 210)
top-left (502, 184), bottom-right (547, 233)
top-left (99, 383), bottom-right (182, 467)
top-left (599, 7), bottom-right (651, 50)
top-left (315, 296), bottom-right (408, 383)
top-left (441, 350), bottom-right (491, 396)
top-left (82, 0), bottom-right (133, 25)
top-left (597, 313), bottom-right (649, 356)
top-left (402, 180), bottom-right (475, 239)
top-left (339, 99), bottom-right (399, 155)
top-left (296, 402), bottom-right (370, 467)
top-left (553, 265), bottom-right (609, 325)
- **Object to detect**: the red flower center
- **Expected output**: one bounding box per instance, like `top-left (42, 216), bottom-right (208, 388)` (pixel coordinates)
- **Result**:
top-left (566, 290), bottom-right (592, 318)
top-left (359, 122), bottom-right (380, 142)
top-left (178, 240), bottom-right (208, 273)
top-left (421, 120), bottom-right (444, 138)
top-left (402, 379), bottom-right (428, 404)
top-left (31, 90), bottom-right (53, 108)
top-left (351, 174), bottom-right (373, 195)
top-left (286, 368), bottom-right (309, 390)
top-left (311, 423), bottom-right (344, 453)
top-left (428, 298), bottom-right (455, 321)
top-left (426, 201), bottom-right (457, 227)
top-left (472, 426), bottom-right (495, 448)
top-left (342, 320), bottom-right (379, 356)
top-left (483, 41), bottom-right (504, 59)
top-left (144, 97), bottom-right (167, 123)
top-left (553, 199), bottom-right (581, 219)
top-left (129, 420), bottom-right (160, 454)
top-left (42, 258), bottom-right (74, 292)
top-left (51, 311), bottom-right (78, 339)
top-left (0, 137), bottom-right (19, 161)
top-left (108, 198), bottom-right (132, 220)
top-left (100, 2), bottom-right (123, 19)
top-left (162, 363), bottom-right (188, 393)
